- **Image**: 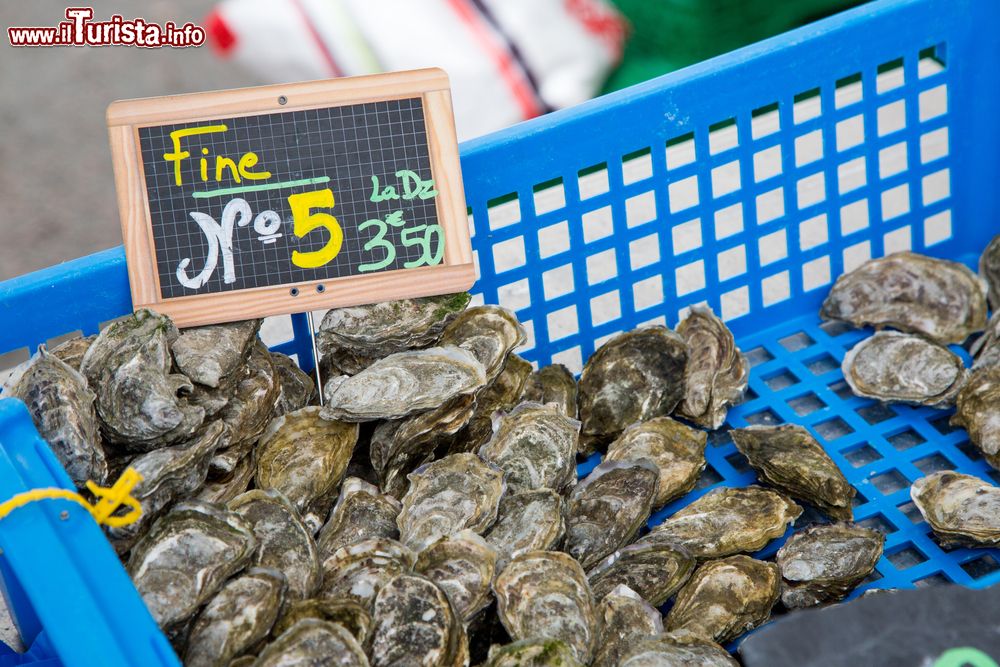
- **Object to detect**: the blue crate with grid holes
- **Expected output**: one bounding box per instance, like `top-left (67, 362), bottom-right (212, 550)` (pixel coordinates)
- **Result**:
top-left (1, 0), bottom-right (1000, 660)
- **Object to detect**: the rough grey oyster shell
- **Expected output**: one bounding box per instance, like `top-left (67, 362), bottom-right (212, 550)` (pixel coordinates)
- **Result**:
top-left (229, 657), bottom-right (256, 667)
top-left (675, 305), bottom-right (750, 429)
top-left (319, 538), bottom-right (416, 609)
top-left (478, 402), bottom-right (580, 495)
top-left (80, 309), bottom-right (205, 451)
top-left (618, 634), bottom-right (738, 667)
top-left (254, 407), bottom-right (358, 519)
top-left (445, 353), bottom-right (533, 455)
top-left (842, 331), bottom-right (967, 407)
top-left (981, 234), bottom-right (1000, 310)
top-left (49, 334), bottom-right (95, 371)
top-left (127, 500), bottom-right (256, 631)
top-left (485, 639), bottom-right (582, 667)
top-left (484, 489), bottom-right (565, 568)
top-left (371, 574), bottom-right (469, 667)
top-left (731, 425), bottom-right (855, 521)
top-left (228, 489), bottom-right (322, 601)
top-left (398, 453), bottom-right (505, 552)
top-left (318, 477), bottom-right (402, 558)
top-left (565, 459), bottom-right (659, 569)
top-left (951, 364), bottom-right (1000, 468)
top-left (184, 567), bottom-right (286, 667)
top-left (665, 555), bottom-right (781, 644)
top-left (592, 585), bottom-right (663, 667)
top-left (415, 529), bottom-right (498, 623)
top-left (439, 305), bottom-right (527, 383)
top-left (195, 455), bottom-right (255, 505)
top-left (254, 618), bottom-right (369, 667)
top-left (971, 312), bottom-right (1000, 370)
top-left (188, 373), bottom-right (239, 420)
top-left (270, 351), bottom-right (317, 416)
top-left (642, 486), bottom-right (802, 559)
top-left (318, 293), bottom-right (471, 374)
top-left (321, 346), bottom-right (487, 422)
top-left (577, 326), bottom-right (689, 453)
top-left (10, 346), bottom-right (106, 486)
top-left (910, 471), bottom-right (1000, 547)
top-left (273, 598), bottom-right (373, 648)
top-left (521, 363), bottom-right (578, 419)
top-left (171, 319), bottom-right (261, 389)
top-left (820, 252), bottom-right (988, 345)
top-left (587, 540), bottom-right (696, 606)
top-left (493, 551), bottom-right (596, 664)
top-left (777, 523), bottom-right (884, 608)
top-left (603, 416), bottom-right (707, 508)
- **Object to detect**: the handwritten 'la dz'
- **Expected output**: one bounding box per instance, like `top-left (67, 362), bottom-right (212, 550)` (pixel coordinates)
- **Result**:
top-left (160, 125), bottom-right (443, 291)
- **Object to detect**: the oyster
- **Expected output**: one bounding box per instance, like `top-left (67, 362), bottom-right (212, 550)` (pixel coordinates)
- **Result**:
top-left (274, 598), bottom-right (373, 648)
top-left (398, 453), bottom-right (505, 552)
top-left (10, 346), bottom-right (106, 486)
top-left (842, 331), bottom-right (966, 407)
top-left (254, 407), bottom-right (358, 519)
top-left (184, 567), bottom-right (286, 667)
top-left (593, 585), bottom-right (663, 667)
top-left (446, 353), bottom-right (533, 455)
top-left (493, 551), bottom-right (596, 664)
top-left (319, 538), bottom-right (416, 609)
top-left (271, 351), bottom-right (316, 415)
top-left (171, 319), bottom-right (261, 388)
top-left (127, 501), bottom-right (256, 631)
top-left (415, 530), bottom-right (498, 622)
top-left (910, 471), bottom-right (1000, 547)
top-left (228, 489), bottom-right (322, 601)
top-left (951, 364), bottom-right (1000, 468)
top-left (820, 252), bottom-right (987, 345)
top-left (521, 363), bottom-right (577, 419)
top-left (318, 477), bottom-right (402, 558)
top-left (731, 425), bottom-right (855, 521)
top-left (587, 540), bottom-right (696, 606)
top-left (981, 234), bottom-right (1000, 310)
top-left (439, 305), bottom-right (526, 382)
top-left (229, 657), bottom-right (255, 667)
top-left (565, 459), bottom-right (659, 569)
top-left (371, 574), bottom-right (468, 667)
top-left (485, 639), bottom-right (582, 667)
top-left (195, 455), bottom-right (255, 504)
top-left (577, 326), bottom-right (688, 452)
top-left (971, 312), bottom-right (1000, 369)
top-left (254, 619), bottom-right (369, 667)
top-left (676, 305), bottom-right (750, 429)
top-left (321, 347), bottom-right (487, 422)
top-left (49, 334), bottom-right (95, 371)
top-left (618, 634), bottom-right (738, 667)
top-left (79, 309), bottom-right (204, 451)
top-left (642, 486), bottom-right (802, 559)
top-left (665, 555), bottom-right (781, 644)
top-left (603, 416), bottom-right (707, 508)
top-left (478, 402), bottom-right (579, 495)
top-left (484, 489), bottom-right (565, 567)
top-left (777, 523), bottom-right (884, 608)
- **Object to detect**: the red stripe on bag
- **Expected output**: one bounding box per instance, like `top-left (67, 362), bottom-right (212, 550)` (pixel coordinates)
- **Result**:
top-left (204, 9), bottom-right (237, 55)
top-left (289, 0), bottom-right (342, 77)
top-left (564, 0), bottom-right (628, 60)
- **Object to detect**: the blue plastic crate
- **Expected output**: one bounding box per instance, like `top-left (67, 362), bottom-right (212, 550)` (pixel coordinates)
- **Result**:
top-left (0, 0), bottom-right (998, 661)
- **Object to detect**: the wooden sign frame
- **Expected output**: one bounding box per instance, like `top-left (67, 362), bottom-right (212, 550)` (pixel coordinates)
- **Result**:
top-left (107, 68), bottom-right (475, 327)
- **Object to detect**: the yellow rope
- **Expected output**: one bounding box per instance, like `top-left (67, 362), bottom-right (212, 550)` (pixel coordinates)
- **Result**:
top-left (0, 467), bottom-right (144, 528)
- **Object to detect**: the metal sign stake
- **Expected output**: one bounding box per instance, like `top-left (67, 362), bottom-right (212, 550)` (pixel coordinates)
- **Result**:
top-left (306, 311), bottom-right (324, 406)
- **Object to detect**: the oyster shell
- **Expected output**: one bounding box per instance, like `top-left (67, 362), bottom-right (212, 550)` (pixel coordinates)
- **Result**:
top-left (777, 523), bottom-right (884, 608)
top-left (195, 455), bottom-right (255, 504)
top-left (842, 331), bottom-right (967, 407)
top-left (371, 574), bottom-right (469, 667)
top-left (951, 364), bottom-right (1000, 468)
top-left (981, 234), bottom-right (1000, 310)
top-left (80, 309), bottom-right (205, 451)
top-left (665, 555), bottom-right (781, 644)
top-left (478, 402), bottom-right (580, 495)
top-left (319, 538), bottom-right (416, 609)
top-left (521, 363), bottom-right (577, 419)
top-left (10, 346), bottom-right (106, 486)
top-left (321, 347), bottom-right (487, 422)
top-left (49, 334), bottom-right (95, 371)
top-left (820, 252), bottom-right (987, 345)
top-left (577, 326), bottom-right (688, 452)
top-left (439, 305), bottom-right (526, 382)
top-left (910, 471), bottom-right (1000, 547)
top-left (618, 634), bottom-right (738, 667)
top-left (228, 489), bottom-right (322, 601)
top-left (446, 353), bottom-right (533, 455)
top-left (271, 351), bottom-right (316, 415)
top-left (229, 657), bottom-right (255, 667)
top-left (484, 489), bottom-right (565, 567)
top-left (127, 501), bottom-right (256, 631)
top-left (398, 453), bottom-right (505, 552)
top-left (415, 530), bottom-right (498, 622)
top-left (254, 619), bottom-right (369, 667)
top-left (603, 416), bottom-right (707, 508)
top-left (171, 319), bottom-right (261, 389)
top-left (971, 312), bottom-right (1000, 370)
top-left (318, 477), bottom-right (402, 558)
top-left (676, 306), bottom-right (750, 429)
top-left (565, 459), bottom-right (659, 569)
top-left (485, 639), bottom-right (582, 667)
top-left (592, 585), bottom-right (663, 667)
top-left (273, 598), bottom-right (373, 648)
top-left (731, 425), bottom-right (855, 521)
top-left (254, 407), bottom-right (358, 518)
top-left (493, 551), bottom-right (596, 664)
top-left (184, 567), bottom-right (286, 667)
top-left (642, 486), bottom-right (802, 559)
top-left (587, 540), bottom-right (696, 606)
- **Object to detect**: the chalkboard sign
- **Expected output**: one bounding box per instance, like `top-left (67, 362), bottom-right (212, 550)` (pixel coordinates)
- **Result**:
top-left (107, 69), bottom-right (474, 326)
